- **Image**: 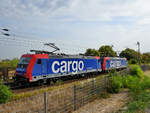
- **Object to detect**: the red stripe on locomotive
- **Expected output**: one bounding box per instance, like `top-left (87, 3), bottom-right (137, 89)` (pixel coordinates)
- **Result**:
top-left (24, 54), bottom-right (49, 82)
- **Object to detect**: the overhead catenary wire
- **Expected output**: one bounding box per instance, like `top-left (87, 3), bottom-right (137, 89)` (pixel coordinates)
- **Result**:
top-left (10, 31), bottom-right (89, 49)
top-left (0, 37), bottom-right (43, 46)
top-left (0, 28), bottom-right (89, 49)
top-left (0, 39), bottom-right (84, 53)
top-left (0, 38), bottom-right (85, 54)
top-left (0, 39), bottom-right (86, 53)
top-left (0, 28), bottom-right (88, 54)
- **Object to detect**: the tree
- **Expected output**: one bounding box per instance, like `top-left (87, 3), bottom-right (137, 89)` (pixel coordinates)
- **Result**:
top-left (98, 45), bottom-right (117, 57)
top-left (142, 53), bottom-right (150, 64)
top-left (10, 58), bottom-right (19, 70)
top-left (0, 58), bottom-right (19, 70)
top-left (119, 48), bottom-right (138, 61)
top-left (85, 48), bottom-right (100, 56)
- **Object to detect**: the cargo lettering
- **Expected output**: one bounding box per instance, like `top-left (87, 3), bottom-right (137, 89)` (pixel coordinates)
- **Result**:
top-left (110, 60), bottom-right (121, 68)
top-left (52, 60), bottom-right (84, 73)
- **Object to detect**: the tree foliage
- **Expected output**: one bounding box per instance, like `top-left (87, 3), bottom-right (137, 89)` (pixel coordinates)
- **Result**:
top-left (98, 45), bottom-right (117, 57)
top-left (85, 48), bottom-right (100, 56)
top-left (129, 59), bottom-right (137, 64)
top-left (84, 45), bottom-right (150, 64)
top-left (141, 53), bottom-right (150, 64)
top-left (119, 48), bottom-right (138, 60)
top-left (119, 48), bottom-right (150, 64)
top-left (85, 45), bottom-right (117, 57)
top-left (0, 58), bottom-right (19, 70)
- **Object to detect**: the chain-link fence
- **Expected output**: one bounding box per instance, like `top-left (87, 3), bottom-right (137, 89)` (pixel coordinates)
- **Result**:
top-left (46, 77), bottom-right (108, 113)
top-left (0, 76), bottom-right (109, 113)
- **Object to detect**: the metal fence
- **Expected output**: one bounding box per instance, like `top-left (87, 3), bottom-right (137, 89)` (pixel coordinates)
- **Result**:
top-left (45, 77), bottom-right (108, 113)
top-left (0, 77), bottom-right (109, 113)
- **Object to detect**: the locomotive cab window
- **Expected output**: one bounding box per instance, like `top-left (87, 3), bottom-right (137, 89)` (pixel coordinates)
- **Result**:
top-left (37, 59), bottom-right (41, 64)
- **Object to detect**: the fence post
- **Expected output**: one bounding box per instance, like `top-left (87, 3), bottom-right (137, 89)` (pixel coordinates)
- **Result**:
top-left (2, 67), bottom-right (8, 81)
top-left (74, 85), bottom-right (77, 111)
top-left (44, 92), bottom-right (47, 113)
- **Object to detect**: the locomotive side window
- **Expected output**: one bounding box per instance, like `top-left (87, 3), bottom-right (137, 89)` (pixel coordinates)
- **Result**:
top-left (17, 57), bottom-right (31, 69)
top-left (37, 59), bottom-right (41, 64)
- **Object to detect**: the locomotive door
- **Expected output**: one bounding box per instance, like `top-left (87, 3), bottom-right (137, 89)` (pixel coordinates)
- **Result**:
top-left (41, 59), bottom-right (48, 75)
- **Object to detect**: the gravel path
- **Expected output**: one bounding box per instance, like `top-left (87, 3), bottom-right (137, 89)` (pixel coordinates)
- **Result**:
top-left (73, 89), bottom-right (129, 113)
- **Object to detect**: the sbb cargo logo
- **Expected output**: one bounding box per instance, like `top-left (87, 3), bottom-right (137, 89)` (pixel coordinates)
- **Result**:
top-left (52, 60), bottom-right (84, 74)
top-left (110, 60), bottom-right (121, 68)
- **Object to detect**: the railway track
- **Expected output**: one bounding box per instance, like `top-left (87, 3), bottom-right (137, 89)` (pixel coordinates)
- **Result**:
top-left (6, 72), bottom-right (107, 94)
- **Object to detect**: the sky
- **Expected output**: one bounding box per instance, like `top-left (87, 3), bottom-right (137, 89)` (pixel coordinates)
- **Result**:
top-left (0, 0), bottom-right (150, 59)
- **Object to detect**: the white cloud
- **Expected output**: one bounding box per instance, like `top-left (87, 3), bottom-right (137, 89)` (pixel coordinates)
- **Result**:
top-left (1, 0), bottom-right (150, 59)
top-left (0, 0), bottom-right (138, 21)
top-left (1, 0), bottom-right (150, 23)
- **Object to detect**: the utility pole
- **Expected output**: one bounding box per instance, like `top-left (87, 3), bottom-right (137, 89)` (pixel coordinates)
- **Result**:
top-left (137, 42), bottom-right (140, 64)
top-left (116, 51), bottom-right (121, 57)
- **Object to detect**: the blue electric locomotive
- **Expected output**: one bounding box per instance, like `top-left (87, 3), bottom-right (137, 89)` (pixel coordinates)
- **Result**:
top-left (15, 50), bottom-right (127, 84)
top-left (15, 53), bottom-right (102, 83)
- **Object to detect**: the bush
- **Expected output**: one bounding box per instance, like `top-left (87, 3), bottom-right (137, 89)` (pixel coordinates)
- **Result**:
top-left (122, 75), bottom-right (150, 94)
top-left (129, 59), bottom-right (137, 64)
top-left (109, 75), bottom-right (123, 93)
top-left (130, 65), bottom-right (144, 78)
top-left (141, 76), bottom-right (150, 89)
top-left (126, 76), bottom-right (143, 94)
top-left (121, 75), bottom-right (130, 88)
top-left (108, 69), bottom-right (118, 77)
top-left (0, 84), bottom-right (12, 103)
